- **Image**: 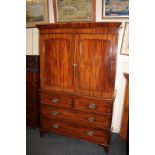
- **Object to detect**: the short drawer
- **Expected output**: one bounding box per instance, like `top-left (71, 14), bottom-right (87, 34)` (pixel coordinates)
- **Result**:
top-left (40, 105), bottom-right (111, 130)
top-left (40, 118), bottom-right (110, 145)
top-left (74, 98), bottom-right (113, 114)
top-left (40, 92), bottom-right (72, 108)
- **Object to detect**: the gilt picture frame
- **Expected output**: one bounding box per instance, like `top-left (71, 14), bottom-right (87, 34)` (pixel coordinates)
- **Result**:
top-left (102, 0), bottom-right (129, 18)
top-left (121, 22), bottom-right (129, 55)
top-left (26, 0), bottom-right (49, 28)
top-left (53, 0), bottom-right (96, 22)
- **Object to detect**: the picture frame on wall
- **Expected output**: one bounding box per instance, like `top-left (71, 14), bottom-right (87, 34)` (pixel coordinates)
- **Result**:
top-left (53, 0), bottom-right (96, 22)
top-left (121, 22), bottom-right (129, 55)
top-left (102, 0), bottom-right (129, 18)
top-left (26, 0), bottom-right (49, 28)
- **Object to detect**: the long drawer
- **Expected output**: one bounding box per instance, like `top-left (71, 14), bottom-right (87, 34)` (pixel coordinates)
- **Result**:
top-left (40, 105), bottom-right (111, 130)
top-left (40, 118), bottom-right (110, 145)
top-left (74, 98), bottom-right (113, 114)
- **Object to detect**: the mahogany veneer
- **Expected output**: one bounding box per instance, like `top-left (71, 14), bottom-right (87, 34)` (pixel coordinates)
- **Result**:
top-left (37, 22), bottom-right (121, 153)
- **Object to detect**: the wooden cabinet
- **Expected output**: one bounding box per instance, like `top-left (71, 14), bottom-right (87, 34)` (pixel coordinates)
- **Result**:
top-left (37, 22), bottom-right (121, 153)
top-left (26, 55), bottom-right (40, 127)
top-left (119, 73), bottom-right (129, 140)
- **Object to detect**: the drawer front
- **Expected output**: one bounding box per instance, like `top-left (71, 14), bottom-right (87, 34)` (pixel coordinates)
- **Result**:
top-left (40, 106), bottom-right (111, 130)
top-left (40, 118), bottom-right (110, 145)
top-left (74, 98), bottom-right (113, 114)
top-left (40, 92), bottom-right (72, 108)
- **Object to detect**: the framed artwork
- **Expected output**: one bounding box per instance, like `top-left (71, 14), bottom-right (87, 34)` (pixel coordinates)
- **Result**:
top-left (121, 22), bottom-right (129, 55)
top-left (53, 0), bottom-right (96, 22)
top-left (26, 0), bottom-right (49, 27)
top-left (102, 0), bottom-right (129, 18)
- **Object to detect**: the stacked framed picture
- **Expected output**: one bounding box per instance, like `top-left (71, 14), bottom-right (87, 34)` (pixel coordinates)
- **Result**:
top-left (26, 0), bottom-right (49, 27)
top-left (102, 0), bottom-right (129, 55)
top-left (53, 0), bottom-right (96, 22)
top-left (121, 22), bottom-right (129, 55)
top-left (102, 0), bottom-right (129, 18)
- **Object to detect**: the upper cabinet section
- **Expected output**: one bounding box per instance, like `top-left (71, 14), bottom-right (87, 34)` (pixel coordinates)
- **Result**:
top-left (38, 22), bottom-right (121, 99)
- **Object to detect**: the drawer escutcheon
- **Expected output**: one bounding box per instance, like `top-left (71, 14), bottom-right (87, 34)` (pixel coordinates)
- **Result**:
top-left (52, 97), bottom-right (60, 103)
top-left (86, 131), bottom-right (94, 136)
top-left (88, 117), bottom-right (96, 123)
top-left (88, 103), bottom-right (96, 110)
top-left (52, 124), bottom-right (60, 129)
top-left (51, 111), bottom-right (60, 116)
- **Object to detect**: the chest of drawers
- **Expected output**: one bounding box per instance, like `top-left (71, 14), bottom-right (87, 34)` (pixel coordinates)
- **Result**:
top-left (40, 91), bottom-right (113, 152)
top-left (37, 22), bottom-right (121, 153)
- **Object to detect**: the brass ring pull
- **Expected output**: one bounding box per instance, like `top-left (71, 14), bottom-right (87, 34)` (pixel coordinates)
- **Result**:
top-left (52, 111), bottom-right (60, 116)
top-left (86, 131), bottom-right (94, 136)
top-left (88, 117), bottom-right (95, 123)
top-left (88, 103), bottom-right (96, 110)
top-left (52, 97), bottom-right (60, 103)
top-left (52, 124), bottom-right (60, 129)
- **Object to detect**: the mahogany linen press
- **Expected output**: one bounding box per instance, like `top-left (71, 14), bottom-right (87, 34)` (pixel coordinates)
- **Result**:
top-left (37, 22), bottom-right (121, 153)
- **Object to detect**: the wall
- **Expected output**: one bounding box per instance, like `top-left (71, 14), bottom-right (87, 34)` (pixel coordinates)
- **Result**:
top-left (26, 0), bottom-right (129, 133)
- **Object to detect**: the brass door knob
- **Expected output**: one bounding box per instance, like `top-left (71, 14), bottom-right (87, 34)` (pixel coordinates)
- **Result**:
top-left (72, 63), bottom-right (77, 67)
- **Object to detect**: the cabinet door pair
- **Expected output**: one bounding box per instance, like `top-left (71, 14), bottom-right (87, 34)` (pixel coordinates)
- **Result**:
top-left (40, 33), bottom-right (116, 97)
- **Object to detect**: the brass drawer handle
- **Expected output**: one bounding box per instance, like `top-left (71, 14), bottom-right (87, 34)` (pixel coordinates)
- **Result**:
top-left (51, 111), bottom-right (60, 116)
top-left (52, 97), bottom-right (60, 103)
top-left (86, 131), bottom-right (94, 136)
top-left (52, 124), bottom-right (60, 129)
top-left (88, 117), bottom-right (95, 123)
top-left (88, 103), bottom-right (96, 110)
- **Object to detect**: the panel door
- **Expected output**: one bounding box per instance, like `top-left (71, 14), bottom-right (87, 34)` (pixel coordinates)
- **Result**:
top-left (75, 34), bottom-right (117, 98)
top-left (40, 34), bottom-right (74, 93)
